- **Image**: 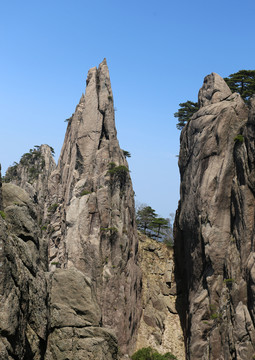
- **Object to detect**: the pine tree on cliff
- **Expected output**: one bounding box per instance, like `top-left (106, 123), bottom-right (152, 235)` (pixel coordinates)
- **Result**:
top-left (224, 70), bottom-right (255, 103)
top-left (174, 101), bottom-right (199, 130)
top-left (175, 70), bottom-right (255, 130)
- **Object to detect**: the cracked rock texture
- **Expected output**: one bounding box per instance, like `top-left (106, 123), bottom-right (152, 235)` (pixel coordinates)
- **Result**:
top-left (2, 59), bottom-right (141, 358)
top-left (45, 268), bottom-right (118, 360)
top-left (0, 182), bottom-right (48, 360)
top-left (175, 72), bottom-right (255, 359)
top-left (135, 233), bottom-right (185, 360)
top-left (45, 58), bottom-right (142, 355)
top-left (4, 144), bottom-right (56, 221)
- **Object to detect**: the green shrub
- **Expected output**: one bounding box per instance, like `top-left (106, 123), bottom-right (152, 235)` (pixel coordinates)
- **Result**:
top-left (131, 347), bottom-right (178, 360)
top-left (234, 134), bottom-right (244, 143)
top-left (100, 227), bottom-right (118, 234)
top-left (48, 203), bottom-right (59, 213)
top-left (80, 189), bottom-right (91, 197)
top-left (0, 211), bottom-right (6, 220)
top-left (107, 163), bottom-right (129, 189)
top-left (224, 278), bottom-right (235, 288)
top-left (210, 312), bottom-right (221, 320)
top-left (209, 304), bottom-right (222, 321)
top-left (122, 149), bottom-right (131, 158)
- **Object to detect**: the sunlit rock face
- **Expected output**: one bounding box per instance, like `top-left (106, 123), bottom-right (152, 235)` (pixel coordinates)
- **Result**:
top-left (46, 59), bottom-right (142, 355)
top-left (175, 73), bottom-right (255, 359)
top-left (1, 59), bottom-right (142, 358)
top-left (4, 144), bottom-right (57, 221)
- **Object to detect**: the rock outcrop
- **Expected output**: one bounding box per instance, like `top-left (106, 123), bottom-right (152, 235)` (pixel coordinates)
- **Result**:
top-left (175, 72), bottom-right (255, 359)
top-left (135, 233), bottom-right (185, 360)
top-left (45, 58), bottom-right (142, 355)
top-left (1, 59), bottom-right (142, 359)
top-left (45, 268), bottom-right (118, 360)
top-left (0, 182), bottom-right (118, 359)
top-left (0, 183), bottom-right (48, 359)
top-left (4, 144), bottom-right (56, 221)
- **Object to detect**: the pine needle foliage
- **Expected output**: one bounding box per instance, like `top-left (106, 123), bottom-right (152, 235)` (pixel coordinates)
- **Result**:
top-left (174, 101), bottom-right (199, 130)
top-left (224, 70), bottom-right (255, 103)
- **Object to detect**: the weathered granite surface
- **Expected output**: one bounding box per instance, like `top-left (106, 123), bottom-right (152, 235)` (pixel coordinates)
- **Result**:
top-left (45, 59), bottom-right (142, 355)
top-left (135, 233), bottom-right (185, 360)
top-left (0, 183), bottom-right (48, 360)
top-left (175, 73), bottom-right (255, 359)
top-left (45, 268), bottom-right (118, 360)
top-left (1, 59), bottom-right (142, 358)
top-left (4, 144), bottom-right (56, 221)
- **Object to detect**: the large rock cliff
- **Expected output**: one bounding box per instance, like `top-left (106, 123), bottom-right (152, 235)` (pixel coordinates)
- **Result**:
top-left (175, 73), bottom-right (255, 359)
top-left (45, 59), bottom-right (142, 355)
top-left (0, 182), bottom-right (48, 359)
top-left (1, 59), bottom-right (142, 359)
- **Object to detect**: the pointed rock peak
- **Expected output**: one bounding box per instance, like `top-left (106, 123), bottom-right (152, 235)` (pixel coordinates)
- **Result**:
top-left (198, 72), bottom-right (232, 107)
top-left (100, 57), bottom-right (107, 65)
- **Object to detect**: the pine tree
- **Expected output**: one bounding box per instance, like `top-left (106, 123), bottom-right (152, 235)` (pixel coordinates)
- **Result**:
top-left (136, 205), bottom-right (157, 235)
top-left (150, 217), bottom-right (169, 239)
top-left (174, 70), bottom-right (255, 130)
top-left (224, 70), bottom-right (255, 103)
top-left (174, 100), bottom-right (199, 130)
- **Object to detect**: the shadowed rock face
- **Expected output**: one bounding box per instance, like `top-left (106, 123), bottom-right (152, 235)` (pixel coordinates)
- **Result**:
top-left (0, 183), bottom-right (48, 360)
top-left (0, 184), bottom-right (118, 360)
top-left (175, 73), bottom-right (255, 359)
top-left (135, 233), bottom-right (185, 360)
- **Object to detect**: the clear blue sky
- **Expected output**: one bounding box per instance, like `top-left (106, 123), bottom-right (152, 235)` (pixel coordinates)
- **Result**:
top-left (1, 0), bottom-right (255, 218)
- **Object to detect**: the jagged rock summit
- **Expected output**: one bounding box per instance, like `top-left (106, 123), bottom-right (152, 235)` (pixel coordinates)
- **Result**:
top-left (175, 72), bottom-right (255, 359)
top-left (198, 72), bottom-right (232, 107)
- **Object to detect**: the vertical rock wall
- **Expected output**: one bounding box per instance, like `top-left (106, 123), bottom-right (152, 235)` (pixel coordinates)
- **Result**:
top-left (175, 73), bottom-right (255, 359)
top-left (0, 184), bottom-right (48, 360)
top-left (1, 59), bottom-right (141, 358)
top-left (46, 59), bottom-right (142, 355)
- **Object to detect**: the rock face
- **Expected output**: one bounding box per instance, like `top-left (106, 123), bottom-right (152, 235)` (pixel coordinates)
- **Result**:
top-left (0, 182), bottom-right (118, 359)
top-left (0, 183), bottom-right (48, 359)
top-left (4, 144), bottom-right (56, 220)
top-left (45, 58), bottom-right (142, 355)
top-left (175, 73), bottom-right (255, 359)
top-left (1, 59), bottom-right (142, 358)
top-left (135, 233), bottom-right (185, 360)
top-left (45, 268), bottom-right (118, 360)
